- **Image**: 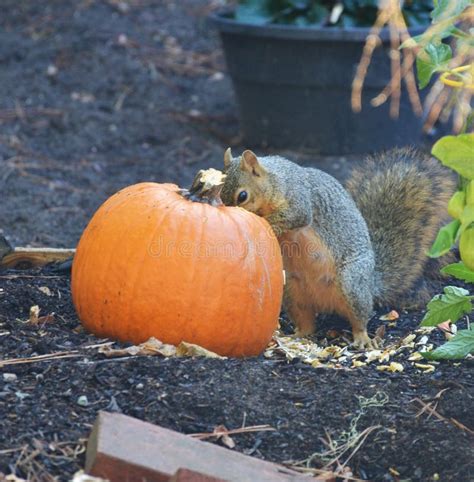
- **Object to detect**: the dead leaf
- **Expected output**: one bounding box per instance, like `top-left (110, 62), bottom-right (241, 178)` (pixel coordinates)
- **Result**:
top-left (364, 350), bottom-right (383, 363)
top-left (141, 337), bottom-right (177, 356)
top-left (437, 320), bottom-right (457, 340)
top-left (99, 337), bottom-right (177, 358)
top-left (414, 363), bottom-right (435, 373)
top-left (416, 335), bottom-right (430, 346)
top-left (71, 470), bottom-right (108, 482)
top-left (375, 324), bottom-right (386, 339)
top-left (176, 341), bottom-right (225, 359)
top-left (379, 310), bottom-right (399, 321)
top-left (38, 286), bottom-right (52, 296)
top-left (400, 334), bottom-right (417, 346)
top-left (213, 425), bottom-right (236, 449)
top-left (5, 475), bottom-right (28, 482)
top-left (437, 320), bottom-right (452, 333)
top-left (408, 352), bottom-right (423, 362)
top-left (416, 326), bottom-right (436, 334)
top-left (377, 362), bottom-right (404, 373)
top-left (37, 313), bottom-right (55, 324)
top-left (29, 305), bottom-right (40, 324)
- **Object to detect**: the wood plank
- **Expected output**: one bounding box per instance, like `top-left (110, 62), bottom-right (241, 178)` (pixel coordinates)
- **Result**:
top-left (85, 412), bottom-right (332, 482)
top-left (0, 248), bottom-right (75, 270)
top-left (169, 468), bottom-right (226, 482)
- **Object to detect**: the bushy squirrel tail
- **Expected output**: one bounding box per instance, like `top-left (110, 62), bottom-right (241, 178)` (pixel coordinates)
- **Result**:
top-left (346, 148), bottom-right (456, 307)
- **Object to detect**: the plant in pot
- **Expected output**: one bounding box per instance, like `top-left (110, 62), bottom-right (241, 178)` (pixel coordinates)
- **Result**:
top-left (209, 0), bottom-right (434, 154)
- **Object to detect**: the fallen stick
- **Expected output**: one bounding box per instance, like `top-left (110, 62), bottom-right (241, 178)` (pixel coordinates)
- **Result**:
top-left (0, 107), bottom-right (63, 121)
top-left (0, 233), bottom-right (75, 270)
top-left (412, 398), bottom-right (474, 436)
top-left (0, 247), bottom-right (75, 270)
top-left (0, 351), bottom-right (81, 367)
top-left (0, 343), bottom-right (112, 368)
top-left (0, 446), bottom-right (26, 455)
top-left (189, 424), bottom-right (275, 440)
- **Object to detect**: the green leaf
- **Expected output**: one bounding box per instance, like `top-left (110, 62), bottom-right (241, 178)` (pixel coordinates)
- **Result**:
top-left (427, 219), bottom-right (460, 258)
top-left (432, 134), bottom-right (474, 179)
top-left (431, 0), bottom-right (471, 23)
top-left (400, 26), bottom-right (456, 49)
top-left (460, 205), bottom-right (474, 235)
top-left (422, 328), bottom-right (474, 360)
top-left (307, 4), bottom-right (328, 25)
top-left (441, 262), bottom-right (474, 282)
top-left (421, 286), bottom-right (473, 326)
top-left (416, 43), bottom-right (452, 88)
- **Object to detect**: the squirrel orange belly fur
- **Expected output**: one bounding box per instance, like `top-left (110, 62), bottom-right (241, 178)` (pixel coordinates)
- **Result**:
top-left (279, 227), bottom-right (368, 343)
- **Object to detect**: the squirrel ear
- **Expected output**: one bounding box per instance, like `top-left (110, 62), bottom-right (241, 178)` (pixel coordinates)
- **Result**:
top-left (240, 150), bottom-right (265, 177)
top-left (223, 147), bottom-right (233, 169)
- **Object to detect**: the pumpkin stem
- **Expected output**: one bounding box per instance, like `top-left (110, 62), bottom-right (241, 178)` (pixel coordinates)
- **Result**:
top-left (181, 168), bottom-right (227, 207)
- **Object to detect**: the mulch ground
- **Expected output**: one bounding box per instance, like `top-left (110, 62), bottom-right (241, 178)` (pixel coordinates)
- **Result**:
top-left (0, 1), bottom-right (473, 481)
top-left (0, 268), bottom-right (473, 481)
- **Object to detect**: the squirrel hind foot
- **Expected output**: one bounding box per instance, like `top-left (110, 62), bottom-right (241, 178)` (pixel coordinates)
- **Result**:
top-left (352, 331), bottom-right (380, 350)
top-left (293, 325), bottom-right (316, 338)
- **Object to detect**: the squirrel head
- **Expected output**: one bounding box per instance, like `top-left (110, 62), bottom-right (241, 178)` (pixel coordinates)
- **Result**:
top-left (221, 148), bottom-right (276, 217)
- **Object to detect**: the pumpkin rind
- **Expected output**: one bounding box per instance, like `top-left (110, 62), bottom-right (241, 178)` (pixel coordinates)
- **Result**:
top-left (71, 182), bottom-right (283, 357)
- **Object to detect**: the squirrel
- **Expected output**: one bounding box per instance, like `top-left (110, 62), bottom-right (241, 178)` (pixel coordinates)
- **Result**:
top-left (220, 147), bottom-right (455, 349)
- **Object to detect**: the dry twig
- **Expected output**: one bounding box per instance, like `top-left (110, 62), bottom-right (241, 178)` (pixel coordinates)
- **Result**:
top-left (412, 397), bottom-right (474, 436)
top-left (189, 424), bottom-right (275, 440)
top-left (0, 107), bottom-right (63, 122)
top-left (0, 342), bottom-right (112, 368)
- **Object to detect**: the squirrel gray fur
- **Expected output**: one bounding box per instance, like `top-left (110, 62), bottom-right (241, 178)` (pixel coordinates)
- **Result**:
top-left (220, 148), bottom-right (455, 348)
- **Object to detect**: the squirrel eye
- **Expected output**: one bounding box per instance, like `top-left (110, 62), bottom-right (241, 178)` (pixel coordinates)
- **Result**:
top-left (237, 190), bottom-right (248, 204)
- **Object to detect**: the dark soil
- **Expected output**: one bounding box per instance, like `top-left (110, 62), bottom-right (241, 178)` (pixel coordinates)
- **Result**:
top-left (0, 268), bottom-right (473, 481)
top-left (0, 1), bottom-right (473, 482)
top-left (0, 0), bottom-right (355, 250)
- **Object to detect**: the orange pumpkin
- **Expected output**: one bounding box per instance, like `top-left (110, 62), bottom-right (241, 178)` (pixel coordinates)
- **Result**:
top-left (71, 172), bottom-right (283, 357)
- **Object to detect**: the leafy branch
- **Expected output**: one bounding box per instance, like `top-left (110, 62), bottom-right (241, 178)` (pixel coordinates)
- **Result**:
top-left (420, 286), bottom-right (474, 361)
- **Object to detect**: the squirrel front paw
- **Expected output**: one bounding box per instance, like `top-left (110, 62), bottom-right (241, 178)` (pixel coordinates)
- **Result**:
top-left (352, 330), bottom-right (380, 350)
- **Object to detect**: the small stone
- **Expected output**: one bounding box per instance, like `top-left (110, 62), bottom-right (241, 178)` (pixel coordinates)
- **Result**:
top-left (38, 286), bottom-right (53, 296)
top-left (116, 2), bottom-right (130, 13)
top-left (77, 395), bottom-right (89, 407)
top-left (136, 383), bottom-right (144, 389)
top-left (117, 34), bottom-right (128, 46)
top-left (209, 72), bottom-right (224, 82)
top-left (15, 391), bottom-right (29, 400)
top-left (106, 396), bottom-right (121, 413)
top-left (3, 373), bottom-right (17, 382)
top-left (46, 64), bottom-right (58, 76)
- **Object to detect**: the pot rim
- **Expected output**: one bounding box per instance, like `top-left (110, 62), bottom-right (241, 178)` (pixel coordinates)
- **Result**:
top-left (208, 10), bottom-right (426, 42)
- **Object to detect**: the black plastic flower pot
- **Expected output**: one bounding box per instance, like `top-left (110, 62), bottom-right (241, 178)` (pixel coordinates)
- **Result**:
top-left (209, 12), bottom-right (427, 155)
